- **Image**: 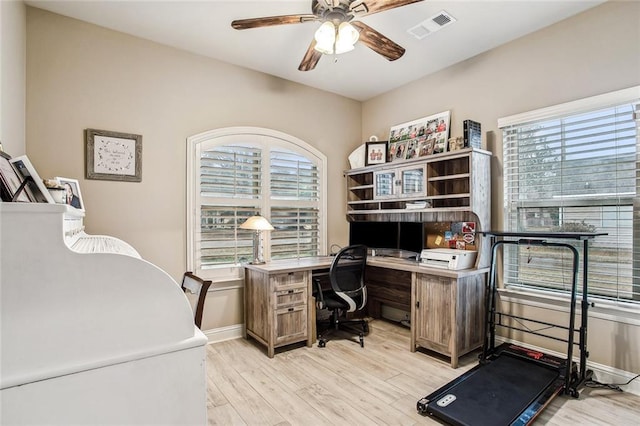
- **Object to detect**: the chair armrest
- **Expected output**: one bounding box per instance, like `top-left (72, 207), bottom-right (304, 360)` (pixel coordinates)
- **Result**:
top-left (312, 277), bottom-right (325, 310)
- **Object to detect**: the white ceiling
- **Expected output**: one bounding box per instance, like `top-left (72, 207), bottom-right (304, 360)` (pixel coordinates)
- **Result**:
top-left (25, 0), bottom-right (606, 101)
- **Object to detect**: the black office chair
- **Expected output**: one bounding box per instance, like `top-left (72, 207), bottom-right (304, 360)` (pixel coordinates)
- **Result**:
top-left (314, 245), bottom-right (369, 348)
top-left (181, 272), bottom-right (212, 329)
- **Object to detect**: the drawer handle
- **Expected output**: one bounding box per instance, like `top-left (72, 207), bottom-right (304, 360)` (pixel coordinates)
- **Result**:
top-left (288, 289), bottom-right (294, 294)
top-left (288, 307), bottom-right (294, 312)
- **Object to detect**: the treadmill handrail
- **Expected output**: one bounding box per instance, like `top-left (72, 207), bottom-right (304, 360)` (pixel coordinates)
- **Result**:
top-left (482, 236), bottom-right (580, 396)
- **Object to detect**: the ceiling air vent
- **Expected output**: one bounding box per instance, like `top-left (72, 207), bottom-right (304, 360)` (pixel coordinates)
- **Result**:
top-left (407, 10), bottom-right (456, 40)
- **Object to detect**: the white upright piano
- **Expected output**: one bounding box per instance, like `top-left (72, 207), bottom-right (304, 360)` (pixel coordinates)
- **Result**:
top-left (0, 203), bottom-right (208, 425)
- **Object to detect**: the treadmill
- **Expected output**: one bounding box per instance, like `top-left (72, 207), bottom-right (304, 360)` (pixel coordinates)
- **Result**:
top-left (417, 231), bottom-right (606, 426)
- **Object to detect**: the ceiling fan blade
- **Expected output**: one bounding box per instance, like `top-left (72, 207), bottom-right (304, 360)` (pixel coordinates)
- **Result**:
top-left (231, 14), bottom-right (317, 30)
top-left (350, 0), bottom-right (424, 16)
top-left (351, 21), bottom-right (405, 61)
top-left (298, 40), bottom-right (323, 71)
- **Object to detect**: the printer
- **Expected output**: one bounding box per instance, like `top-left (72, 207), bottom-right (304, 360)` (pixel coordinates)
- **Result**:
top-left (419, 248), bottom-right (477, 270)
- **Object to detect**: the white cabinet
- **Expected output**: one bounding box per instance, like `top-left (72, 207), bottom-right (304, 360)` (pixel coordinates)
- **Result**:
top-left (374, 163), bottom-right (427, 199)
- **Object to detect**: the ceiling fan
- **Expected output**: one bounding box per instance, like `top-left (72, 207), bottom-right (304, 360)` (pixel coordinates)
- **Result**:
top-left (231, 0), bottom-right (425, 71)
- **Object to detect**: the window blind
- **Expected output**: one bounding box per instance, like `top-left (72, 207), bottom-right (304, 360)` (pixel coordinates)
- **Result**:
top-left (502, 99), bottom-right (639, 303)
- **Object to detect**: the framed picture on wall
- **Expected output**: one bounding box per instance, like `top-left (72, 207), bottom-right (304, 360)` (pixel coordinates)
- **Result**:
top-left (86, 128), bottom-right (142, 182)
top-left (388, 111), bottom-right (451, 162)
top-left (365, 141), bottom-right (387, 166)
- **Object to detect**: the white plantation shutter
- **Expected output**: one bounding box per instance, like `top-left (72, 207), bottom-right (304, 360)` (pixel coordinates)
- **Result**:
top-left (500, 87), bottom-right (639, 303)
top-left (269, 149), bottom-right (321, 259)
top-left (199, 145), bottom-right (262, 266)
top-left (270, 149), bottom-right (320, 200)
top-left (200, 146), bottom-right (261, 199)
top-left (200, 205), bottom-right (257, 266)
top-left (188, 128), bottom-right (326, 274)
top-left (270, 207), bottom-right (320, 259)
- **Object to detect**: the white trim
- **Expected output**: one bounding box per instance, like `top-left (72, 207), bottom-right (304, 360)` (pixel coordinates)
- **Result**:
top-left (188, 127), bottom-right (326, 162)
top-left (498, 288), bottom-right (640, 326)
top-left (207, 278), bottom-right (244, 291)
top-left (202, 324), bottom-right (244, 344)
top-left (495, 336), bottom-right (640, 396)
top-left (498, 85), bottom-right (640, 128)
top-left (186, 132), bottom-right (196, 273)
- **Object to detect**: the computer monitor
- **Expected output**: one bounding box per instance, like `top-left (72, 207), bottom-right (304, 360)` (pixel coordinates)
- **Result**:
top-left (349, 221), bottom-right (425, 253)
top-left (398, 222), bottom-right (425, 254)
top-left (348, 221), bottom-right (399, 249)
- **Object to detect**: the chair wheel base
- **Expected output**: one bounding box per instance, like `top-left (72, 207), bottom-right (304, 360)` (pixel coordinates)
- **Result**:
top-left (318, 339), bottom-right (327, 348)
top-left (359, 333), bottom-right (364, 348)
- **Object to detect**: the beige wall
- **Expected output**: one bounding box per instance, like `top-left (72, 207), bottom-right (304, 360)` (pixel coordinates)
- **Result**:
top-left (25, 7), bottom-right (361, 282)
top-left (1, 0), bottom-right (26, 155)
top-left (363, 1), bottom-right (640, 374)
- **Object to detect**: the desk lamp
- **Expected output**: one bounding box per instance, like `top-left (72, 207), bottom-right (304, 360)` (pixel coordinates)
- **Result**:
top-left (239, 215), bottom-right (274, 264)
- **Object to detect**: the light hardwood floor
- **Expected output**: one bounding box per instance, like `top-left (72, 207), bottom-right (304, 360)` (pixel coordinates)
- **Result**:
top-left (205, 320), bottom-right (640, 425)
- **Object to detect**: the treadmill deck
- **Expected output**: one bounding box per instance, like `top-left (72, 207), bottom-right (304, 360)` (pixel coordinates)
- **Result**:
top-left (418, 345), bottom-right (570, 426)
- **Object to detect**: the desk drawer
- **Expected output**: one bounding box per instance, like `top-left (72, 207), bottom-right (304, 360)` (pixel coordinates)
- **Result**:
top-left (274, 305), bottom-right (307, 345)
top-left (275, 288), bottom-right (307, 308)
top-left (272, 271), bottom-right (307, 290)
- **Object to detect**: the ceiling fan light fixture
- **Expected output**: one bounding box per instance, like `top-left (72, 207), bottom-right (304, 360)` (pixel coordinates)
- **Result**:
top-left (335, 22), bottom-right (359, 53)
top-left (314, 21), bottom-right (337, 54)
top-left (314, 21), bottom-right (359, 55)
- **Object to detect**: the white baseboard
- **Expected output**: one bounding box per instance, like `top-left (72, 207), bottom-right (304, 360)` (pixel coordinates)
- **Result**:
top-left (496, 337), bottom-right (640, 396)
top-left (202, 324), bottom-right (243, 344)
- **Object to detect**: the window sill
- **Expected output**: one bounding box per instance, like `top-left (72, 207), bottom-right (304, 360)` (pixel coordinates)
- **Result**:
top-left (498, 287), bottom-right (640, 326)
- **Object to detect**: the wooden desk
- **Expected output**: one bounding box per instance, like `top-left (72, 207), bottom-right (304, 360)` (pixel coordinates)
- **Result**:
top-left (244, 258), bottom-right (333, 358)
top-left (244, 256), bottom-right (488, 367)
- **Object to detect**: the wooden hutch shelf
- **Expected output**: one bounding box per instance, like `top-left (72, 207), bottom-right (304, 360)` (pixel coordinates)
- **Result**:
top-left (345, 147), bottom-right (492, 266)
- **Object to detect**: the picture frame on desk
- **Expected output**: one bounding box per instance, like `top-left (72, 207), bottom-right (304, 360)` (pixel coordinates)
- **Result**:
top-left (9, 155), bottom-right (54, 203)
top-left (365, 141), bottom-right (387, 166)
top-left (0, 152), bottom-right (31, 202)
top-left (86, 128), bottom-right (142, 182)
top-left (55, 177), bottom-right (85, 212)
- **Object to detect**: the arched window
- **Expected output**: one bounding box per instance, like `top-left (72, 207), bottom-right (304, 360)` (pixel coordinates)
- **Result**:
top-left (187, 127), bottom-right (327, 278)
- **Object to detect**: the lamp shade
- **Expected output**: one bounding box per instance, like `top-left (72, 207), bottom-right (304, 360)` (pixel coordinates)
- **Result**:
top-left (314, 21), bottom-right (336, 54)
top-left (335, 22), bottom-right (359, 54)
top-left (239, 215), bottom-right (274, 231)
top-left (314, 21), bottom-right (359, 55)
